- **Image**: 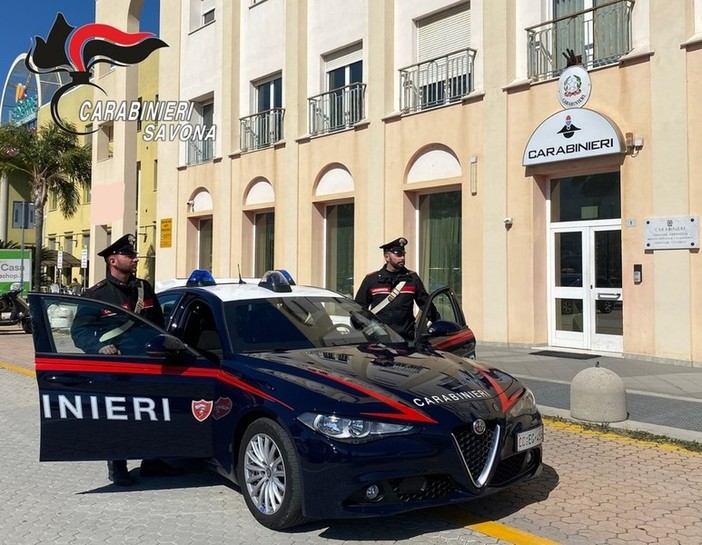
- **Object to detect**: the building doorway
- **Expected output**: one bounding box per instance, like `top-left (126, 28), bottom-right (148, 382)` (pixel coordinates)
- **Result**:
top-left (548, 172), bottom-right (622, 352)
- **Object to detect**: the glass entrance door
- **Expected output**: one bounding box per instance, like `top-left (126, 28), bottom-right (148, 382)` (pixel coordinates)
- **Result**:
top-left (551, 224), bottom-right (622, 351)
top-left (590, 226), bottom-right (623, 351)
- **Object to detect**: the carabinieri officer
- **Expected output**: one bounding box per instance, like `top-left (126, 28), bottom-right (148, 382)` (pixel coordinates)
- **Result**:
top-left (70, 233), bottom-right (164, 355)
top-left (354, 237), bottom-right (434, 340)
top-left (69, 234), bottom-right (172, 486)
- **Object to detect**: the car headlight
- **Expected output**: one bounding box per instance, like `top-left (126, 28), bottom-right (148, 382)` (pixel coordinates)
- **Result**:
top-left (508, 388), bottom-right (537, 418)
top-left (298, 413), bottom-right (416, 443)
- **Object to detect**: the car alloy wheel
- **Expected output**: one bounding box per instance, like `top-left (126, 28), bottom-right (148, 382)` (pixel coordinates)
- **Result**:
top-left (237, 418), bottom-right (306, 529)
top-left (244, 432), bottom-right (285, 514)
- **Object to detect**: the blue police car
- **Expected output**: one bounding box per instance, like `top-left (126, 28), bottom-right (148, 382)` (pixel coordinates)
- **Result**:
top-left (29, 270), bottom-right (542, 530)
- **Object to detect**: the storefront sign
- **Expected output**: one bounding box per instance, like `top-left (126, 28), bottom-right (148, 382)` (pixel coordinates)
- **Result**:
top-left (558, 66), bottom-right (591, 109)
top-left (523, 109), bottom-right (624, 166)
top-left (644, 216), bottom-right (699, 250)
top-left (160, 218), bottom-right (173, 248)
top-left (0, 250), bottom-right (32, 293)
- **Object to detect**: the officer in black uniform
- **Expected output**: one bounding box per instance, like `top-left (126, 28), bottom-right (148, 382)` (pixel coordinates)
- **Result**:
top-left (70, 233), bottom-right (175, 486)
top-left (354, 237), bottom-right (435, 340)
top-left (71, 234), bottom-right (163, 355)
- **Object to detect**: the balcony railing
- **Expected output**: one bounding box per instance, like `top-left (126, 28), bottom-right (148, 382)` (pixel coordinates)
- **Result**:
top-left (308, 82), bottom-right (366, 136)
top-left (240, 108), bottom-right (285, 152)
top-left (527, 0), bottom-right (634, 81)
top-left (399, 48), bottom-right (476, 114)
top-left (187, 135), bottom-right (214, 165)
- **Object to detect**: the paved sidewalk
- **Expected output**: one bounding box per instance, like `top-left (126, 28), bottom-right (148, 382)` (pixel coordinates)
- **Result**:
top-left (475, 343), bottom-right (702, 444)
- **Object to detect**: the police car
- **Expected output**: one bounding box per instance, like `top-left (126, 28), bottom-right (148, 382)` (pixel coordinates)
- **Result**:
top-left (29, 270), bottom-right (542, 530)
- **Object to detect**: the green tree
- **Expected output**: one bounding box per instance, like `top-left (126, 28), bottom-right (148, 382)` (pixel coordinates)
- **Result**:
top-left (0, 123), bottom-right (91, 290)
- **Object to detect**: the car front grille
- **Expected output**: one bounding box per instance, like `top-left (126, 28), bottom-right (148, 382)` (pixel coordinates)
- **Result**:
top-left (452, 423), bottom-right (501, 488)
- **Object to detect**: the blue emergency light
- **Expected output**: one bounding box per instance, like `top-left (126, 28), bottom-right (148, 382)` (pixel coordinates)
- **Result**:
top-left (258, 270), bottom-right (294, 292)
top-left (186, 269), bottom-right (217, 287)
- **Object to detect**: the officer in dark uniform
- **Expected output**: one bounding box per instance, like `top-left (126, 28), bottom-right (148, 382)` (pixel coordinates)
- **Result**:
top-left (354, 237), bottom-right (436, 340)
top-left (70, 233), bottom-right (174, 486)
top-left (71, 234), bottom-right (163, 355)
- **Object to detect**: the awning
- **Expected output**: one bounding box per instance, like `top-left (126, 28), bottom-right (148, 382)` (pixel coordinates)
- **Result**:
top-left (42, 249), bottom-right (82, 267)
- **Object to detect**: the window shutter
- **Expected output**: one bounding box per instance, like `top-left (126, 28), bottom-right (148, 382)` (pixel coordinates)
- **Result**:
top-left (324, 43), bottom-right (363, 73)
top-left (417, 3), bottom-right (471, 63)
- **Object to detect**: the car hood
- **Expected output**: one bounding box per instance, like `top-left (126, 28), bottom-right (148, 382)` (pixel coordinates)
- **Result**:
top-left (242, 344), bottom-right (525, 423)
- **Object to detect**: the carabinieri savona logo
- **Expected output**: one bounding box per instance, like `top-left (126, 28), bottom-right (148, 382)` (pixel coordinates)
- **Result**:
top-left (25, 13), bottom-right (167, 136)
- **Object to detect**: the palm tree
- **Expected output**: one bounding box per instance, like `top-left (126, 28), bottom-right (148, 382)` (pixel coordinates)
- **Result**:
top-left (0, 122), bottom-right (91, 290)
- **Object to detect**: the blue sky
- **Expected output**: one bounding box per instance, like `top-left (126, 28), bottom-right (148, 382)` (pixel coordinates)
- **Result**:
top-left (1, 1), bottom-right (159, 120)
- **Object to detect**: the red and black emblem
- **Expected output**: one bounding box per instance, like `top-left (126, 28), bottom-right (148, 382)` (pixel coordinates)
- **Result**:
top-left (24, 13), bottom-right (167, 134)
top-left (191, 399), bottom-right (213, 422)
top-left (213, 397), bottom-right (233, 420)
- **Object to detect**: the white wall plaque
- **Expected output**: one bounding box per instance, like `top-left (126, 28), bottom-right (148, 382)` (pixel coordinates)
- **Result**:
top-left (644, 216), bottom-right (699, 250)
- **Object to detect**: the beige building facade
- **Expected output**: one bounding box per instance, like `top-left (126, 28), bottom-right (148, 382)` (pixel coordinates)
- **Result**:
top-left (92, 0), bottom-right (702, 365)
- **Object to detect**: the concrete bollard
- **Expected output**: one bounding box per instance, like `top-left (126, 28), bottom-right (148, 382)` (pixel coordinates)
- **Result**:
top-left (570, 363), bottom-right (628, 423)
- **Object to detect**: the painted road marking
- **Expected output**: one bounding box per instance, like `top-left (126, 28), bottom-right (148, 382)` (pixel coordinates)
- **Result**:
top-left (435, 508), bottom-right (561, 544)
top-left (0, 361), bottom-right (34, 378)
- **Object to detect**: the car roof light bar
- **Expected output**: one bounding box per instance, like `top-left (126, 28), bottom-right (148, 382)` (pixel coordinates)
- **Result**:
top-left (258, 270), bottom-right (293, 292)
top-left (186, 269), bottom-right (217, 287)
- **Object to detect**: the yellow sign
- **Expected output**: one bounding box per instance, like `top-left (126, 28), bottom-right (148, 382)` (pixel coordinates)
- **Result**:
top-left (160, 218), bottom-right (172, 248)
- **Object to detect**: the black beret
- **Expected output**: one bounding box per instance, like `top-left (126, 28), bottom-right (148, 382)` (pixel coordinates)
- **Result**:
top-left (97, 234), bottom-right (137, 258)
top-left (380, 237), bottom-right (408, 254)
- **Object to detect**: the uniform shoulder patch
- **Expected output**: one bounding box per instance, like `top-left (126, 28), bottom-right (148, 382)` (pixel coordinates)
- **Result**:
top-left (85, 280), bottom-right (106, 294)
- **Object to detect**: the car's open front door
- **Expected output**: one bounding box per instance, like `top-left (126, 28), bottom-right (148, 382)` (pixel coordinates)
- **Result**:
top-left (415, 286), bottom-right (476, 359)
top-left (29, 294), bottom-right (217, 462)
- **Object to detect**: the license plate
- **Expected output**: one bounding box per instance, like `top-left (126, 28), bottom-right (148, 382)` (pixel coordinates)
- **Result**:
top-left (517, 425), bottom-right (543, 452)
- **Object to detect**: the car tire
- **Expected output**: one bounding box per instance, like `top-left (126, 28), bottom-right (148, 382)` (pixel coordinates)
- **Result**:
top-left (236, 418), bottom-right (307, 530)
top-left (21, 317), bottom-right (32, 334)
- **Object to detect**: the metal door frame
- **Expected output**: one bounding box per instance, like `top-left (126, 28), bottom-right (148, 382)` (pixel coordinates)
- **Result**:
top-left (548, 220), bottom-right (622, 352)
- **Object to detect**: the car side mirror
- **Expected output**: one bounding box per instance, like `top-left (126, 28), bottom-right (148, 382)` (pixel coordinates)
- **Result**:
top-left (145, 334), bottom-right (187, 358)
top-left (426, 319), bottom-right (462, 337)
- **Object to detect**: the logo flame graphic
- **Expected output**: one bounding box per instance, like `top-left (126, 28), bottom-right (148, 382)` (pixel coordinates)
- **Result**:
top-left (24, 13), bottom-right (167, 134)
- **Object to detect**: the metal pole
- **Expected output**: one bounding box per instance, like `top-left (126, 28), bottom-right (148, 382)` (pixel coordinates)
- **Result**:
top-left (19, 202), bottom-right (26, 291)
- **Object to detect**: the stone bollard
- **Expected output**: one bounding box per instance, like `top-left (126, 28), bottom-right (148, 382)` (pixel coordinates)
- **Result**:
top-left (570, 363), bottom-right (628, 423)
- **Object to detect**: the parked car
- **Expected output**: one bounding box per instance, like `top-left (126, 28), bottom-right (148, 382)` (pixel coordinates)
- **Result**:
top-left (29, 270), bottom-right (542, 530)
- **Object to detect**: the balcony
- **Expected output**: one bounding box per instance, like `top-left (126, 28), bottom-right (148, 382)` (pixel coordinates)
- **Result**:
top-left (240, 108), bottom-right (285, 152)
top-left (187, 136), bottom-right (214, 165)
top-left (527, 0), bottom-right (634, 81)
top-left (308, 82), bottom-right (366, 136)
top-left (399, 48), bottom-right (476, 114)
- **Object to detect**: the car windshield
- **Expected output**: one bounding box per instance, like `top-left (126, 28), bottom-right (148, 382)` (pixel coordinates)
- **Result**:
top-left (223, 296), bottom-right (404, 352)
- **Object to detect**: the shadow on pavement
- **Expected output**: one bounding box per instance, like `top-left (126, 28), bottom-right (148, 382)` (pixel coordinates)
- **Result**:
top-left (450, 464), bottom-right (559, 520)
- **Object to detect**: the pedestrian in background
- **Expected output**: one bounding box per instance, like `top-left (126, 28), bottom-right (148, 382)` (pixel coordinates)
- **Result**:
top-left (69, 277), bottom-right (81, 295)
